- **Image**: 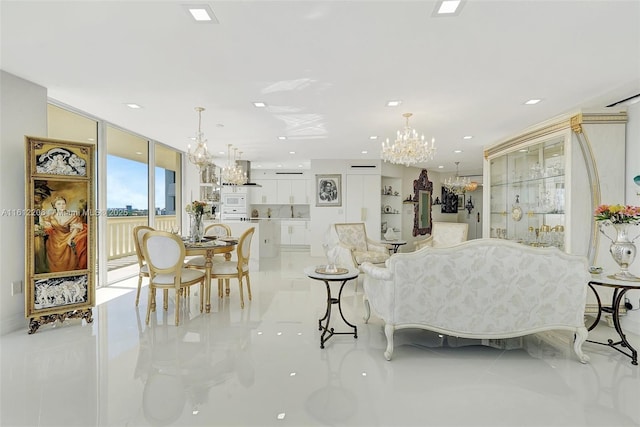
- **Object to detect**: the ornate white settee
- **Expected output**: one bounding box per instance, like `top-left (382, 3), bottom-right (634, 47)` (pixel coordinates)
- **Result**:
top-left (360, 238), bottom-right (591, 362)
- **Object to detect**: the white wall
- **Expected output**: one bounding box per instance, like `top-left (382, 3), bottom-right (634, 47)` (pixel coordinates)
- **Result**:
top-left (621, 101), bottom-right (640, 335)
top-left (0, 71), bottom-right (47, 335)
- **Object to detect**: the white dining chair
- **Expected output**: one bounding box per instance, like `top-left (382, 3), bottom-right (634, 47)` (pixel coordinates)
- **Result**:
top-left (141, 231), bottom-right (206, 325)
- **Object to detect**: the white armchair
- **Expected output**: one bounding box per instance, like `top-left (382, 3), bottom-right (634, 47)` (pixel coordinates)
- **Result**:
top-left (327, 223), bottom-right (390, 271)
top-left (414, 222), bottom-right (468, 250)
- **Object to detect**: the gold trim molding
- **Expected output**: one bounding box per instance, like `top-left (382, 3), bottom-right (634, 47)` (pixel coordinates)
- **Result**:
top-left (485, 110), bottom-right (627, 158)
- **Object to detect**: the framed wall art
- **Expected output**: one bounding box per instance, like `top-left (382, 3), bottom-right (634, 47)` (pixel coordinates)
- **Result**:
top-left (25, 137), bottom-right (95, 334)
top-left (316, 174), bottom-right (341, 207)
top-left (441, 186), bottom-right (458, 214)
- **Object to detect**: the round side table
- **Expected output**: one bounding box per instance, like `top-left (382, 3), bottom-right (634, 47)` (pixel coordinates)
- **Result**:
top-left (304, 266), bottom-right (359, 349)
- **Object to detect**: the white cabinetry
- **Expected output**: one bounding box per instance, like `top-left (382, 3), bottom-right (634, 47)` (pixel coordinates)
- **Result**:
top-left (251, 179), bottom-right (308, 204)
top-left (276, 179), bottom-right (309, 204)
top-left (250, 180), bottom-right (278, 204)
top-left (280, 220), bottom-right (309, 245)
top-left (346, 174), bottom-right (381, 239)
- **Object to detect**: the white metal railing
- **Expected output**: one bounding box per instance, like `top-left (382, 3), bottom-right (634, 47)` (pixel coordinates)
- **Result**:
top-left (106, 215), bottom-right (178, 260)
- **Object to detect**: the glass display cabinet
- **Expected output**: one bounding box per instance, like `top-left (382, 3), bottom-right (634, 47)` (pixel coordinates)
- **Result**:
top-left (484, 109), bottom-right (627, 259)
top-left (488, 136), bottom-right (566, 248)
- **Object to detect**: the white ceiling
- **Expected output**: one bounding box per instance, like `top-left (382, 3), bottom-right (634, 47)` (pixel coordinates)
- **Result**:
top-left (1, 0), bottom-right (639, 174)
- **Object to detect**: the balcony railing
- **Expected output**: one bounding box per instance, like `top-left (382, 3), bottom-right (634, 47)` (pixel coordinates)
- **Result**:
top-left (106, 215), bottom-right (178, 260)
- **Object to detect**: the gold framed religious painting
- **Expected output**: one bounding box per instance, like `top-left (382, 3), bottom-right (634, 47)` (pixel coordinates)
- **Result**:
top-left (24, 137), bottom-right (95, 334)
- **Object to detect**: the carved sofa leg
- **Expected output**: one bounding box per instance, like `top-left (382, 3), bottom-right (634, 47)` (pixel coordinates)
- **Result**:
top-left (574, 326), bottom-right (590, 364)
top-left (363, 295), bottom-right (371, 323)
top-left (384, 323), bottom-right (395, 360)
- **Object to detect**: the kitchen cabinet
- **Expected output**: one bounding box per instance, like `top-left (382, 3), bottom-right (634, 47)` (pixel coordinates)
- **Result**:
top-left (250, 180), bottom-right (278, 204)
top-left (276, 179), bottom-right (309, 204)
top-left (280, 220), bottom-right (309, 245)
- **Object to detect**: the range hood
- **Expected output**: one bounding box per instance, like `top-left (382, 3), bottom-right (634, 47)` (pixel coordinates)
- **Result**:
top-left (221, 160), bottom-right (262, 187)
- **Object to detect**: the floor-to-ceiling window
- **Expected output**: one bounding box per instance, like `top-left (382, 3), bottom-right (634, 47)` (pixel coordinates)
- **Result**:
top-left (47, 102), bottom-right (185, 286)
top-left (105, 125), bottom-right (150, 284)
top-left (154, 143), bottom-right (181, 233)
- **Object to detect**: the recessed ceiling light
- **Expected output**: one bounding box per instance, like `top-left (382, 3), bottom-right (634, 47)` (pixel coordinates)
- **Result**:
top-left (289, 151), bottom-right (295, 154)
top-left (453, 149), bottom-right (463, 153)
top-left (386, 100), bottom-right (401, 107)
top-left (525, 99), bottom-right (541, 105)
top-left (87, 138), bottom-right (95, 141)
top-left (438, 165), bottom-right (444, 169)
top-left (361, 150), bottom-right (368, 154)
top-left (135, 151), bottom-right (143, 155)
top-left (277, 164), bottom-right (282, 168)
top-left (277, 413), bottom-right (286, 420)
top-left (277, 332), bottom-right (282, 336)
top-left (185, 5), bottom-right (218, 23)
top-left (298, 164), bottom-right (303, 168)
top-left (369, 136), bottom-right (378, 140)
top-left (257, 331), bottom-right (263, 335)
top-left (289, 372), bottom-right (296, 376)
top-left (125, 103), bottom-right (141, 109)
top-left (463, 135), bottom-right (473, 140)
top-left (278, 136), bottom-right (287, 140)
top-left (518, 149), bottom-right (528, 152)
top-left (253, 101), bottom-right (267, 108)
top-left (437, 0), bottom-right (461, 14)
top-left (362, 372), bottom-right (368, 377)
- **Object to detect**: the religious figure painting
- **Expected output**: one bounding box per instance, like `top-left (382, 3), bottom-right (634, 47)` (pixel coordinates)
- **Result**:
top-left (25, 137), bottom-right (95, 322)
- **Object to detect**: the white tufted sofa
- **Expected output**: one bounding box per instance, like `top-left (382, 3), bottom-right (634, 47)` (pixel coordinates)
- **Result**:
top-left (360, 238), bottom-right (591, 362)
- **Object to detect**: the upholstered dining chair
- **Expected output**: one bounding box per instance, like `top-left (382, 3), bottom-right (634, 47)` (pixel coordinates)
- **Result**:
top-left (133, 225), bottom-right (155, 307)
top-left (414, 221), bottom-right (469, 250)
top-left (184, 223), bottom-right (233, 269)
top-left (210, 227), bottom-right (255, 309)
top-left (141, 231), bottom-right (206, 325)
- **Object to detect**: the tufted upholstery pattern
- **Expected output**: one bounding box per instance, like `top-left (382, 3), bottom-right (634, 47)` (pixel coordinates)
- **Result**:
top-left (414, 221), bottom-right (469, 250)
top-left (329, 223), bottom-right (390, 271)
top-left (361, 238), bottom-right (590, 362)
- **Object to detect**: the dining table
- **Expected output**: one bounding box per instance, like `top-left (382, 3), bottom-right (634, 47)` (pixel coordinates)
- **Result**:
top-left (183, 237), bottom-right (238, 313)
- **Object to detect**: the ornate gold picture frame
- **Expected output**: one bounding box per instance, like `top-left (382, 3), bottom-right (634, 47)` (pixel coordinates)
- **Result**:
top-left (25, 137), bottom-right (95, 334)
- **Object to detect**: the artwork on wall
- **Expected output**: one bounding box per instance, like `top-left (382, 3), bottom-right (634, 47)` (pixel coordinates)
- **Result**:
top-left (441, 186), bottom-right (458, 214)
top-left (25, 137), bottom-right (95, 334)
top-left (316, 174), bottom-right (342, 207)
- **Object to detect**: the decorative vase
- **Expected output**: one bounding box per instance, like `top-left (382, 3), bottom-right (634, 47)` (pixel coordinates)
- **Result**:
top-left (190, 213), bottom-right (204, 243)
top-left (599, 222), bottom-right (639, 281)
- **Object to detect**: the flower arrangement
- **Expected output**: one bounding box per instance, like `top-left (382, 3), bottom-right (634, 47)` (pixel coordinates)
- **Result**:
top-left (594, 204), bottom-right (640, 224)
top-left (185, 200), bottom-right (207, 217)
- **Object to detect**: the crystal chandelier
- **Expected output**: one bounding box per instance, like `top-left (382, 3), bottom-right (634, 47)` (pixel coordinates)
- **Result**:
top-left (381, 113), bottom-right (436, 166)
top-left (187, 107), bottom-right (215, 170)
top-left (444, 162), bottom-right (471, 196)
top-left (221, 144), bottom-right (247, 185)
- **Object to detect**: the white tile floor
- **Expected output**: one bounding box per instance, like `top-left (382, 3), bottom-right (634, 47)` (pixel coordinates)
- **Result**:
top-left (2, 249), bottom-right (639, 426)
